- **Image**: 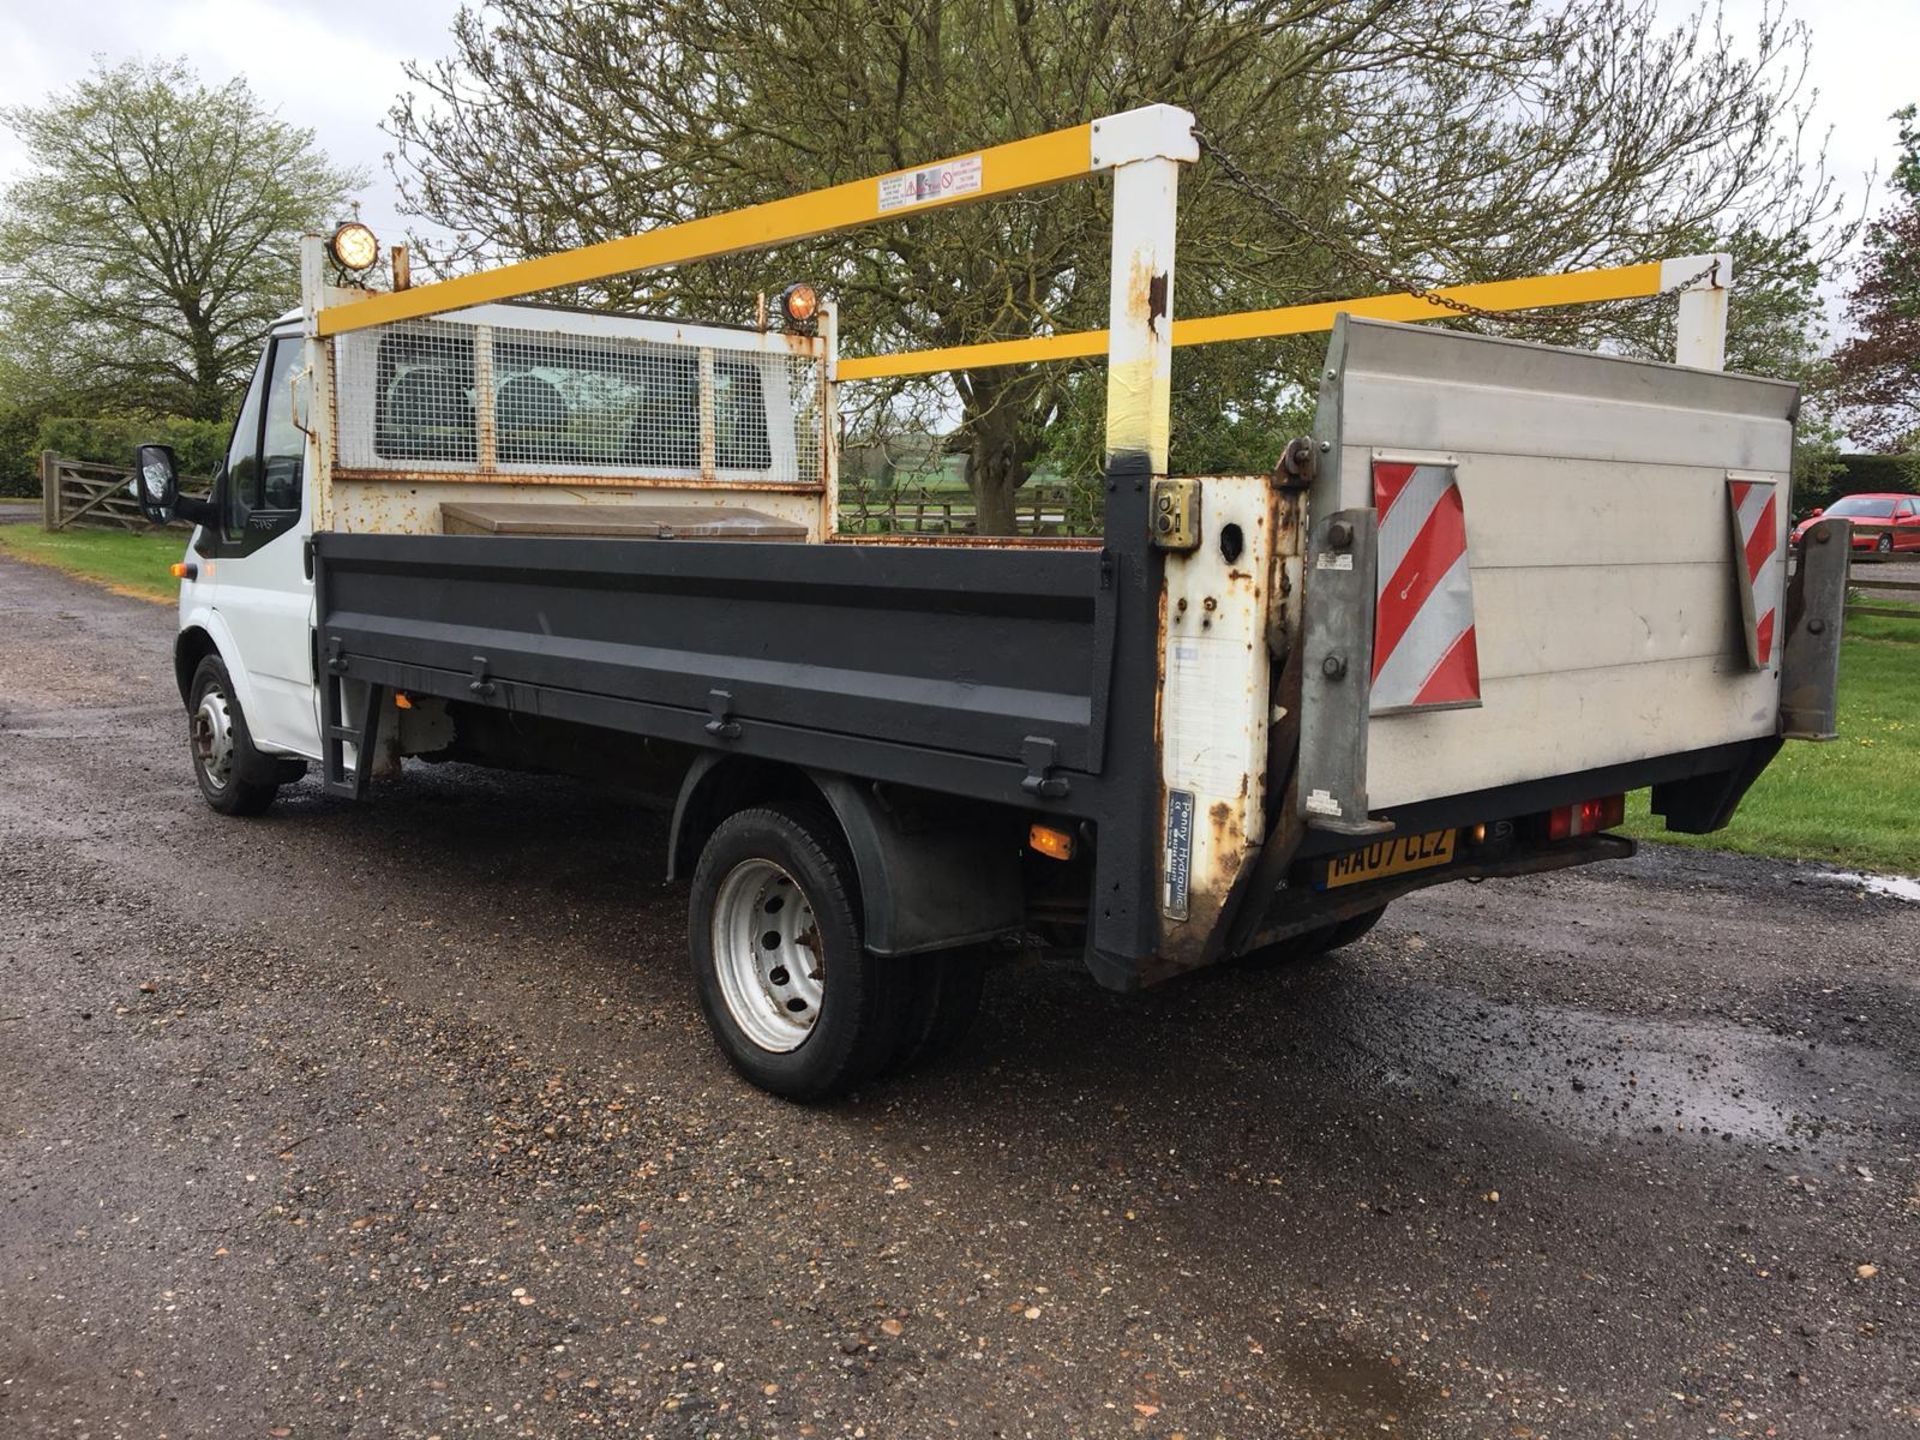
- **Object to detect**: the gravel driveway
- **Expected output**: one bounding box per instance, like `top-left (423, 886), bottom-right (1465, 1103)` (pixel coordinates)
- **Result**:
top-left (1, 554), bottom-right (1915, 1439)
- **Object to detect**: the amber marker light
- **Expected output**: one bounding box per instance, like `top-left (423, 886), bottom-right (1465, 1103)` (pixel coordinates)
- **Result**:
top-left (778, 281), bottom-right (819, 327)
top-left (1028, 823), bottom-right (1075, 861)
top-left (169, 562), bottom-right (197, 580)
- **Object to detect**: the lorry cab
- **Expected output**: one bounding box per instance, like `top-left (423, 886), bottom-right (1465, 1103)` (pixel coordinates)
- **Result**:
top-left (167, 299), bottom-right (814, 810)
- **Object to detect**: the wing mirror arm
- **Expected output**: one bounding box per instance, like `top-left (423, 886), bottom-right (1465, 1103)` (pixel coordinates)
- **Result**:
top-left (174, 492), bottom-right (219, 528)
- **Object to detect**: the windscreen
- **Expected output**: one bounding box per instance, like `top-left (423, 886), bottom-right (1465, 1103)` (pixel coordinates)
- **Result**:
top-left (1826, 496), bottom-right (1896, 518)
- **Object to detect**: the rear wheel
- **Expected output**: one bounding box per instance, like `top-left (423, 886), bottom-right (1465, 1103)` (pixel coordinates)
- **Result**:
top-left (1237, 903), bottom-right (1388, 969)
top-left (1877, 532), bottom-right (1895, 556)
top-left (887, 947), bottom-right (988, 1075)
top-left (187, 656), bottom-right (282, 817)
top-left (1321, 904), bottom-right (1388, 950)
top-left (688, 804), bottom-right (911, 1101)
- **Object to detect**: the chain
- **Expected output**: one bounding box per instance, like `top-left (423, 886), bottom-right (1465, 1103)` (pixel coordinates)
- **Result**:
top-left (1189, 125), bottom-right (1720, 330)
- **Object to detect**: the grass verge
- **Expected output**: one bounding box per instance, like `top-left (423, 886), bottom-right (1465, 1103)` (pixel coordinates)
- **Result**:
top-left (0, 524), bottom-right (184, 602)
top-left (1623, 608), bottom-right (1920, 876)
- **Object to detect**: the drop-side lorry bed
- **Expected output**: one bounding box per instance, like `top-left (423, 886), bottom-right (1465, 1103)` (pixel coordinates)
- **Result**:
top-left (134, 105), bottom-right (1849, 1099)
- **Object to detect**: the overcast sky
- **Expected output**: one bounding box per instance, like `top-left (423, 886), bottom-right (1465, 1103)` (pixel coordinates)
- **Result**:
top-left (0, 0), bottom-right (1913, 315)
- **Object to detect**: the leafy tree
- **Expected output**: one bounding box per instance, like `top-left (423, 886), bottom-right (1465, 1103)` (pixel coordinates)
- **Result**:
top-left (0, 401), bottom-right (41, 496)
top-left (0, 57), bottom-right (363, 423)
top-left (390, 0), bottom-right (1849, 531)
top-left (1830, 105), bottom-right (1920, 459)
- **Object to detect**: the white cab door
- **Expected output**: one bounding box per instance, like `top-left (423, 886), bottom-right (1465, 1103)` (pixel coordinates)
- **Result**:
top-left (208, 334), bottom-right (320, 758)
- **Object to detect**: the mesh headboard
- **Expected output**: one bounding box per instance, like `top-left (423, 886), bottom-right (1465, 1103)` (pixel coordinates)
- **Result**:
top-left (331, 303), bottom-right (824, 487)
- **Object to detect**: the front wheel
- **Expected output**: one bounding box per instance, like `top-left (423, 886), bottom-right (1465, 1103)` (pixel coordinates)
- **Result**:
top-left (688, 804), bottom-right (912, 1100)
top-left (187, 656), bottom-right (282, 817)
top-left (1877, 532), bottom-right (1895, 556)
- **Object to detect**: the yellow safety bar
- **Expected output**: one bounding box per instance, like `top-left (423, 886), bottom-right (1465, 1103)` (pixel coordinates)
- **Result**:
top-left (317, 122), bottom-right (1096, 337)
top-left (835, 262), bottom-right (1665, 382)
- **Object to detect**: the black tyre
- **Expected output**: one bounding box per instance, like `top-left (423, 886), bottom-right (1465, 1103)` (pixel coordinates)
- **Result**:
top-left (1321, 903), bottom-right (1388, 950)
top-left (1236, 904), bottom-right (1387, 969)
top-left (688, 804), bottom-right (911, 1101)
top-left (886, 947), bottom-right (988, 1076)
top-left (1877, 532), bottom-right (1894, 555)
top-left (1235, 926), bottom-right (1337, 969)
top-left (187, 655), bottom-right (282, 817)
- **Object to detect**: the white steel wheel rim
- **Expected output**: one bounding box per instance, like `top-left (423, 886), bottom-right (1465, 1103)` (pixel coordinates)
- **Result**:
top-left (192, 690), bottom-right (236, 790)
top-left (711, 858), bottom-right (825, 1053)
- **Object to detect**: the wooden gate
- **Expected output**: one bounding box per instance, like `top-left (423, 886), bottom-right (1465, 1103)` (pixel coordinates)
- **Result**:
top-left (39, 451), bottom-right (194, 531)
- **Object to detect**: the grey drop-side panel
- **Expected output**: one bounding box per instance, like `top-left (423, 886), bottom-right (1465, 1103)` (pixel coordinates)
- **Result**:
top-left (317, 533), bottom-right (1108, 773)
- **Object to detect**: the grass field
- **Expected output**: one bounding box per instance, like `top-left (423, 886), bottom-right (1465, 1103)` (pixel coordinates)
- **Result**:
top-left (3, 523), bottom-right (1913, 875)
top-left (0, 524), bottom-right (184, 602)
top-left (1622, 602), bottom-right (1920, 877)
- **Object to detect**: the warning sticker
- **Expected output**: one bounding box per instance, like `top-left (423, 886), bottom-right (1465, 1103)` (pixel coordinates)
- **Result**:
top-left (877, 154), bottom-right (983, 213)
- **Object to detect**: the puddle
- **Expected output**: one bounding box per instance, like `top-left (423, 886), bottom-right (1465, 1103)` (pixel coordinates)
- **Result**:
top-left (1813, 869), bottom-right (1920, 903)
top-left (1332, 983), bottom-right (1900, 1150)
top-left (1272, 1319), bottom-right (1434, 1424)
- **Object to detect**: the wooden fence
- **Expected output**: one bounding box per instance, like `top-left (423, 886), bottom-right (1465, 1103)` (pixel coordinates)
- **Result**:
top-left (837, 482), bottom-right (1099, 536)
top-left (39, 451), bottom-right (195, 532)
top-left (1846, 568), bottom-right (1920, 622)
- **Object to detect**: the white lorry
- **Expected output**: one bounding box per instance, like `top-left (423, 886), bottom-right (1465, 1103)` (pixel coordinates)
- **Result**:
top-left (134, 104), bottom-right (1849, 1099)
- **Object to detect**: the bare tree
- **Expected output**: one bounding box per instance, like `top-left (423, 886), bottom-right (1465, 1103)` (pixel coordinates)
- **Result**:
top-left (388, 0), bottom-right (1848, 531)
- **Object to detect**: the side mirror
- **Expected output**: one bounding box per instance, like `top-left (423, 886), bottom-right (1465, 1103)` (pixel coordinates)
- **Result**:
top-left (1808, 506), bottom-right (1825, 518)
top-left (132, 443), bottom-right (180, 524)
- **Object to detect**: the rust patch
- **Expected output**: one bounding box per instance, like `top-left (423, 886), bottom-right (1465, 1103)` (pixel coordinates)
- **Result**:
top-left (1124, 256), bottom-right (1173, 337)
top-left (1153, 793), bottom-right (1248, 973)
top-left (1152, 582), bottom-right (1169, 755)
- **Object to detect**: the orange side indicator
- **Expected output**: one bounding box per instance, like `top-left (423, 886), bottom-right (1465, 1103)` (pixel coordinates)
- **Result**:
top-left (168, 562), bottom-right (196, 580)
top-left (1028, 824), bottom-right (1074, 861)
top-left (393, 692), bottom-right (414, 710)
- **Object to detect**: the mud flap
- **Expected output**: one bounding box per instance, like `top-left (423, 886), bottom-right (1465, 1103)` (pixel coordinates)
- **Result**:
top-left (1296, 507), bottom-right (1392, 838)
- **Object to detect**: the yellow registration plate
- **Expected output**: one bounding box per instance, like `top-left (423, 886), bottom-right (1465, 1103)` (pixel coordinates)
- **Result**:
top-left (1322, 829), bottom-right (1456, 890)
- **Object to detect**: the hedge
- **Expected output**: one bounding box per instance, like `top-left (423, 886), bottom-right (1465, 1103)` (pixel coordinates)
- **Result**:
top-left (0, 412), bottom-right (228, 497)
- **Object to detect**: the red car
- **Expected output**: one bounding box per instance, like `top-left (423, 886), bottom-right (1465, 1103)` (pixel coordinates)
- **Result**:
top-left (1792, 492), bottom-right (1920, 556)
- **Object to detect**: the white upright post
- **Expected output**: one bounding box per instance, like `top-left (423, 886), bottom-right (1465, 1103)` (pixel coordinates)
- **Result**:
top-left (1665, 252), bottom-right (1733, 371)
top-left (819, 301), bottom-right (839, 542)
top-left (297, 234), bottom-right (336, 532)
top-left (1094, 106), bottom-right (1198, 473)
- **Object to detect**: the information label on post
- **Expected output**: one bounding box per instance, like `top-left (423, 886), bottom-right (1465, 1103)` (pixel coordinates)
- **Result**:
top-left (878, 155), bottom-right (983, 213)
top-left (1163, 788), bottom-right (1195, 922)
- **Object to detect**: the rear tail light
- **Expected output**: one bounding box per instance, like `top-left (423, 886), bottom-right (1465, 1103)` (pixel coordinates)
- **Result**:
top-left (1546, 794), bottom-right (1625, 840)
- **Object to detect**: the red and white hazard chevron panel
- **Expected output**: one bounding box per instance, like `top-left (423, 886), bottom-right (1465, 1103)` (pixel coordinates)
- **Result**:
top-left (1726, 475), bottom-right (1783, 668)
top-left (1371, 458), bottom-right (1481, 714)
